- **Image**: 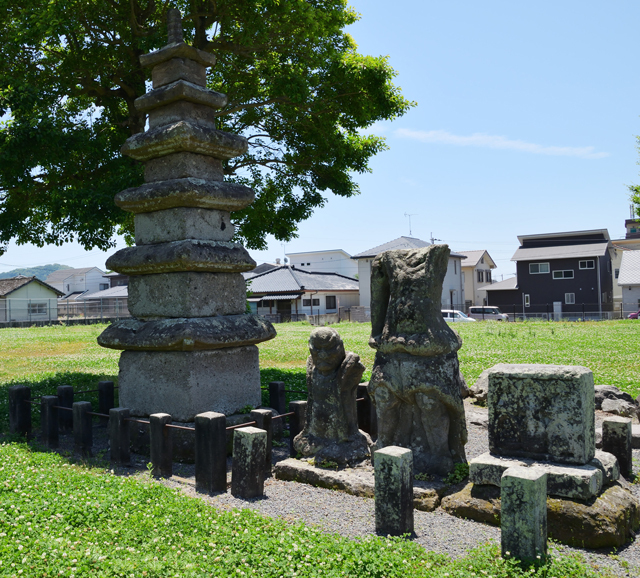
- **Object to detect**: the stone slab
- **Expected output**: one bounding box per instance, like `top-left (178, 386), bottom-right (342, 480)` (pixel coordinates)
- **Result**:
top-left (121, 120), bottom-right (247, 162)
top-left (98, 314), bottom-right (276, 351)
top-left (106, 240), bottom-right (255, 275)
top-left (487, 364), bottom-right (595, 464)
top-left (127, 272), bottom-right (247, 318)
top-left (140, 41), bottom-right (216, 68)
top-left (118, 345), bottom-right (261, 422)
top-left (134, 207), bottom-right (234, 244)
top-left (469, 451), bottom-right (618, 500)
top-left (441, 482), bottom-right (640, 549)
top-left (148, 101), bottom-right (219, 130)
top-left (144, 152), bottom-right (224, 182)
top-left (152, 57), bottom-right (206, 89)
top-left (116, 178), bottom-right (255, 214)
top-left (273, 458), bottom-right (445, 512)
top-left (136, 80), bottom-right (227, 114)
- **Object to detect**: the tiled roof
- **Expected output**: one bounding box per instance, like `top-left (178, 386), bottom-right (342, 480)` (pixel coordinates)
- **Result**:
top-left (618, 251), bottom-right (640, 286)
top-left (0, 276), bottom-right (64, 297)
top-left (511, 242), bottom-right (609, 262)
top-left (247, 266), bottom-right (358, 294)
top-left (352, 237), bottom-right (466, 259)
top-left (484, 277), bottom-right (518, 291)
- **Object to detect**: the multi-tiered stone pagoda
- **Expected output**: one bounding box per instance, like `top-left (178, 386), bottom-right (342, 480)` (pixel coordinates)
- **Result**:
top-left (98, 10), bottom-right (276, 422)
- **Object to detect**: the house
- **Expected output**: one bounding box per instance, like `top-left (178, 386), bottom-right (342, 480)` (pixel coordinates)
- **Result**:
top-left (487, 229), bottom-right (614, 319)
top-left (243, 262), bottom-right (279, 280)
top-left (76, 285), bottom-right (130, 319)
top-left (351, 237), bottom-right (466, 310)
top-left (45, 267), bottom-right (108, 298)
top-left (0, 276), bottom-right (64, 322)
top-left (611, 218), bottom-right (640, 311)
top-left (103, 271), bottom-right (129, 287)
top-left (246, 266), bottom-right (359, 322)
top-left (458, 250), bottom-right (497, 308)
top-left (618, 251), bottom-right (640, 315)
top-left (286, 249), bottom-right (358, 278)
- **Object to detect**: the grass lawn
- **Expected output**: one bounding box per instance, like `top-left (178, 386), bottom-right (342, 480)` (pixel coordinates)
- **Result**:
top-left (0, 443), bottom-right (615, 577)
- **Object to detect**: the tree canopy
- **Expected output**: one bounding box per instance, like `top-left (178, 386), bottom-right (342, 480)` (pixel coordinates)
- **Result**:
top-left (0, 0), bottom-right (414, 254)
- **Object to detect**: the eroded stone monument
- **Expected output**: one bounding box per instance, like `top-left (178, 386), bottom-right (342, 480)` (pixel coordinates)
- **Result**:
top-left (98, 10), bottom-right (275, 421)
top-left (368, 244), bottom-right (468, 475)
top-left (293, 327), bottom-right (371, 463)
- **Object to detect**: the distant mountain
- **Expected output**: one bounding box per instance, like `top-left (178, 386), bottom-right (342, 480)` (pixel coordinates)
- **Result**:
top-left (0, 264), bottom-right (71, 282)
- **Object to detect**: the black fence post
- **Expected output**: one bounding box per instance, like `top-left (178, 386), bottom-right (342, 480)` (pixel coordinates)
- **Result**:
top-left (289, 401), bottom-right (307, 457)
top-left (9, 386), bottom-right (31, 438)
top-left (582, 302), bottom-right (586, 320)
top-left (109, 408), bottom-right (130, 465)
top-left (150, 413), bottom-right (173, 478)
top-left (250, 409), bottom-right (273, 475)
top-left (41, 396), bottom-right (59, 449)
top-left (73, 401), bottom-right (93, 457)
top-left (357, 384), bottom-right (378, 439)
top-left (98, 381), bottom-right (115, 426)
top-left (57, 385), bottom-right (74, 431)
top-left (268, 381), bottom-right (286, 415)
top-left (195, 411), bottom-right (227, 494)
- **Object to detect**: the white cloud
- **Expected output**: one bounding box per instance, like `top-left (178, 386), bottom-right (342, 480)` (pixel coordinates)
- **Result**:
top-left (395, 128), bottom-right (609, 159)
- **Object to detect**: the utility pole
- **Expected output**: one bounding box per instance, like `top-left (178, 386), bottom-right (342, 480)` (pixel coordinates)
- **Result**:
top-left (430, 232), bottom-right (442, 245)
top-left (404, 213), bottom-right (417, 236)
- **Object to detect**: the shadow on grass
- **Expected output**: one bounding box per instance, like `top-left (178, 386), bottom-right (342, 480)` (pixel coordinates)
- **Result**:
top-left (0, 371), bottom-right (118, 433)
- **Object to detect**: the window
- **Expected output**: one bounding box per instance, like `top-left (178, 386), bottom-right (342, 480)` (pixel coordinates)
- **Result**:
top-left (303, 299), bottom-right (311, 306)
top-left (312, 299), bottom-right (320, 306)
top-left (326, 296), bottom-right (337, 310)
top-left (477, 270), bottom-right (484, 283)
top-left (615, 268), bottom-right (620, 279)
top-left (99, 283), bottom-right (109, 291)
top-left (565, 293), bottom-right (575, 304)
top-left (28, 303), bottom-right (47, 315)
top-left (552, 270), bottom-right (574, 279)
top-left (524, 294), bottom-right (530, 307)
top-left (579, 260), bottom-right (594, 270)
top-left (261, 300), bottom-right (273, 308)
top-left (486, 271), bottom-right (492, 283)
top-left (529, 263), bottom-right (549, 274)
top-left (307, 263), bottom-right (310, 266)
top-left (300, 263), bottom-right (304, 266)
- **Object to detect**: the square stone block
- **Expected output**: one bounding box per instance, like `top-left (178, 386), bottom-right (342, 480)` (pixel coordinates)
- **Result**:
top-left (144, 152), bottom-right (224, 182)
top-left (152, 57), bottom-right (207, 88)
top-left (148, 101), bottom-right (218, 130)
top-left (488, 364), bottom-right (595, 464)
top-left (118, 346), bottom-right (261, 422)
top-left (469, 452), bottom-right (605, 500)
top-left (128, 272), bottom-right (246, 318)
top-left (134, 207), bottom-right (234, 244)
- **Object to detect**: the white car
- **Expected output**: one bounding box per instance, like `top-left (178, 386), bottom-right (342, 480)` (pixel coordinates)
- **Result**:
top-left (442, 309), bottom-right (477, 322)
top-left (468, 306), bottom-right (509, 321)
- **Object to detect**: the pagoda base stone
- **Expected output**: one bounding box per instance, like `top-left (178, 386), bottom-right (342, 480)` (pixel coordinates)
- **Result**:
top-left (128, 272), bottom-right (246, 318)
top-left (118, 345), bottom-right (261, 421)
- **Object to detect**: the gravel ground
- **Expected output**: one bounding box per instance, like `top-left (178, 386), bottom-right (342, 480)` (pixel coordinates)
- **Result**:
top-left (158, 401), bottom-right (640, 577)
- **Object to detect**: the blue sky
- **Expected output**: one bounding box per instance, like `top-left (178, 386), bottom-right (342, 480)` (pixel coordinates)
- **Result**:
top-left (2, 0), bottom-right (639, 281)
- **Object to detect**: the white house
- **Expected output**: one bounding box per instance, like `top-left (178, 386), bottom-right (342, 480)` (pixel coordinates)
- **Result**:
top-left (285, 249), bottom-right (358, 279)
top-left (246, 266), bottom-right (359, 320)
top-left (458, 250), bottom-right (497, 308)
top-left (618, 250), bottom-right (640, 315)
top-left (351, 237), bottom-right (466, 310)
top-left (46, 267), bottom-right (108, 298)
top-left (0, 276), bottom-right (64, 322)
top-left (611, 218), bottom-right (640, 310)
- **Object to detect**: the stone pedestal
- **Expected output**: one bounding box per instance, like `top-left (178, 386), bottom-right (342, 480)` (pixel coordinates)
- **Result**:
top-left (98, 10), bottom-right (275, 420)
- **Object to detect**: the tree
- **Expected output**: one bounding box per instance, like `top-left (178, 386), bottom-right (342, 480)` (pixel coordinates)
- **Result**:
top-left (0, 0), bottom-right (413, 254)
top-left (630, 185), bottom-right (640, 219)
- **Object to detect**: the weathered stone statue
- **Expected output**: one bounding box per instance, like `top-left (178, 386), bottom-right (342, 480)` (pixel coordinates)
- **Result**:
top-left (98, 10), bottom-right (275, 421)
top-left (294, 327), bottom-right (371, 463)
top-left (368, 244), bottom-right (467, 475)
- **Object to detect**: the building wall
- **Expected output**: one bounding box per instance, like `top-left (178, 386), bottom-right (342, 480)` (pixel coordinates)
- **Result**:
top-left (286, 251), bottom-right (358, 278)
top-left (256, 291), bottom-right (359, 317)
top-left (59, 269), bottom-right (106, 294)
top-left (462, 264), bottom-right (494, 307)
top-left (619, 285), bottom-right (640, 314)
top-left (611, 240), bottom-right (640, 306)
top-left (356, 259), bottom-right (373, 308)
top-left (1, 283), bottom-right (59, 322)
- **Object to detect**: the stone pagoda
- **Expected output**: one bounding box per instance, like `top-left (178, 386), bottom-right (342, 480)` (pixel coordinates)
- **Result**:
top-left (98, 9), bottom-right (276, 422)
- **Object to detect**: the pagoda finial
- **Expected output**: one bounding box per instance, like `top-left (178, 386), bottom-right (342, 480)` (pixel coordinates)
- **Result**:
top-left (167, 8), bottom-right (184, 44)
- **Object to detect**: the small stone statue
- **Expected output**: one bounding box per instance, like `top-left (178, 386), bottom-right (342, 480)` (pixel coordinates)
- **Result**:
top-left (294, 327), bottom-right (371, 463)
top-left (368, 244), bottom-right (468, 475)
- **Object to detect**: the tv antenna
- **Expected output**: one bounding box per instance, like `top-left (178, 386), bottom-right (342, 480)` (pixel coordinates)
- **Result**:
top-left (430, 232), bottom-right (442, 244)
top-left (404, 213), bottom-right (417, 236)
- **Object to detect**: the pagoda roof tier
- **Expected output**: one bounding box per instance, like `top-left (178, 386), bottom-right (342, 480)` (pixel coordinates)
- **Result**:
top-left (140, 42), bottom-right (216, 68)
top-left (135, 80), bottom-right (227, 114)
top-left (106, 240), bottom-right (256, 275)
top-left (122, 120), bottom-right (247, 161)
top-left (115, 178), bottom-right (254, 213)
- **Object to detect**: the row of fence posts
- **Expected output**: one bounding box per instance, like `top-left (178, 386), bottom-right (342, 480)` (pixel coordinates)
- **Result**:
top-left (8, 380), bottom-right (377, 500)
